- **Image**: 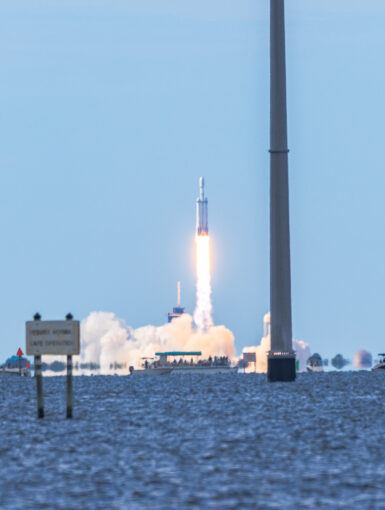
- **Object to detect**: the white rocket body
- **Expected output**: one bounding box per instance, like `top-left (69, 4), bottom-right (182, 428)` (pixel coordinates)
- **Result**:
top-left (196, 177), bottom-right (208, 235)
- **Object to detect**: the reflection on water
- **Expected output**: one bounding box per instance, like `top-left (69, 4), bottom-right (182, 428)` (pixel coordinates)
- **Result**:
top-left (1, 372), bottom-right (384, 509)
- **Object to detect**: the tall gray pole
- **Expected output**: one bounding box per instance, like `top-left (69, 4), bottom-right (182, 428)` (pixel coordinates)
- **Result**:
top-left (268, 0), bottom-right (296, 381)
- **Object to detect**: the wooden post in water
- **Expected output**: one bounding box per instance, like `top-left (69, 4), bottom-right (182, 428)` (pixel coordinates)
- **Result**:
top-left (35, 356), bottom-right (44, 418)
top-left (66, 355), bottom-right (73, 418)
top-left (66, 313), bottom-right (74, 419)
top-left (35, 355), bottom-right (44, 418)
top-left (33, 313), bottom-right (44, 418)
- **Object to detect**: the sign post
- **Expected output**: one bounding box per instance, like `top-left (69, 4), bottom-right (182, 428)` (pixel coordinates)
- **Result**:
top-left (66, 354), bottom-right (73, 418)
top-left (32, 313), bottom-right (44, 418)
top-left (26, 313), bottom-right (80, 419)
top-left (65, 313), bottom-right (73, 419)
top-left (35, 354), bottom-right (44, 418)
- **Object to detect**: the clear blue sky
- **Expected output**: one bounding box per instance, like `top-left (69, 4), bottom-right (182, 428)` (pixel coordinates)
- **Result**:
top-left (1, 1), bottom-right (384, 362)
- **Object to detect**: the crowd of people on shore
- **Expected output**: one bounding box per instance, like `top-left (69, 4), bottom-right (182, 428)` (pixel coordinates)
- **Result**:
top-left (144, 355), bottom-right (230, 369)
top-left (167, 355), bottom-right (230, 367)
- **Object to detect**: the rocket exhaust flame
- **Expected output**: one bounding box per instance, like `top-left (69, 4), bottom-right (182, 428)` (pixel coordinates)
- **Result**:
top-left (194, 177), bottom-right (213, 332)
top-left (194, 234), bottom-right (213, 332)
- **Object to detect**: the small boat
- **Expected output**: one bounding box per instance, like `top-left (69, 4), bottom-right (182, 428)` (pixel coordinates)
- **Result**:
top-left (130, 351), bottom-right (237, 375)
top-left (0, 350), bottom-right (31, 377)
top-left (372, 354), bottom-right (385, 371)
top-left (129, 366), bottom-right (173, 376)
top-left (306, 353), bottom-right (323, 373)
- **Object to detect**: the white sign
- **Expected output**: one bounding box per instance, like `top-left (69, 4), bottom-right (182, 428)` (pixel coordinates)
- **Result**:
top-left (26, 320), bottom-right (80, 356)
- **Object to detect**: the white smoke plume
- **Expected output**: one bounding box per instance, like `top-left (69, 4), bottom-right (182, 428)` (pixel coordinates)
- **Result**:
top-left (78, 311), bottom-right (235, 374)
top-left (193, 235), bottom-right (213, 332)
top-left (242, 312), bottom-right (311, 373)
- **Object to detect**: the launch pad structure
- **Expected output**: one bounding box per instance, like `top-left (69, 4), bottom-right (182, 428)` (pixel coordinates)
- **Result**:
top-left (168, 281), bottom-right (185, 323)
top-left (268, 0), bottom-right (296, 381)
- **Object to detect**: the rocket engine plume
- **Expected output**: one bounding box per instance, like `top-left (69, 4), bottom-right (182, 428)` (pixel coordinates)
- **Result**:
top-left (194, 234), bottom-right (213, 332)
top-left (194, 177), bottom-right (213, 332)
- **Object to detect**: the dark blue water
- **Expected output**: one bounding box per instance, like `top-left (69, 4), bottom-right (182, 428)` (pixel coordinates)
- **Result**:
top-left (1, 372), bottom-right (384, 509)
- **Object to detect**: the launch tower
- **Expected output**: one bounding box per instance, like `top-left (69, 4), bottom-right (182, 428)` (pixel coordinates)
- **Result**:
top-left (168, 281), bottom-right (185, 323)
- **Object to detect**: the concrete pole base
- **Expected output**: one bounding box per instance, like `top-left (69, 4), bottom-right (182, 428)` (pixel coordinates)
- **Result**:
top-left (267, 353), bottom-right (296, 382)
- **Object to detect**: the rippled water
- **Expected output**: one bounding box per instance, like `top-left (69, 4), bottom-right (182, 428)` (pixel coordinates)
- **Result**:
top-left (1, 372), bottom-right (384, 509)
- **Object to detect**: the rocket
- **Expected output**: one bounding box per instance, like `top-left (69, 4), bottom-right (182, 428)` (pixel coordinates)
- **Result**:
top-left (196, 177), bottom-right (208, 235)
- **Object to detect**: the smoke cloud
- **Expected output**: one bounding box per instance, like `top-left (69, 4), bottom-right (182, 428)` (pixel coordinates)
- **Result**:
top-left (78, 311), bottom-right (235, 373)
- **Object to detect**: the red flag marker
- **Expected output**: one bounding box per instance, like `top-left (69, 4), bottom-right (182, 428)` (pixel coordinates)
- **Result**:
top-left (16, 348), bottom-right (23, 357)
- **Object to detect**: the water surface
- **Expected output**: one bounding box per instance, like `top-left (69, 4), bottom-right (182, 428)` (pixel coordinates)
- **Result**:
top-left (1, 372), bottom-right (384, 509)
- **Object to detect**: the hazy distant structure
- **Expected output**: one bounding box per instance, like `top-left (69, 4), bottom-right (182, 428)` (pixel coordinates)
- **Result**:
top-left (268, 0), bottom-right (296, 381)
top-left (263, 312), bottom-right (271, 337)
top-left (168, 281), bottom-right (185, 323)
top-left (307, 353), bottom-right (323, 372)
top-left (354, 350), bottom-right (372, 369)
top-left (331, 354), bottom-right (350, 370)
top-left (196, 177), bottom-right (208, 235)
